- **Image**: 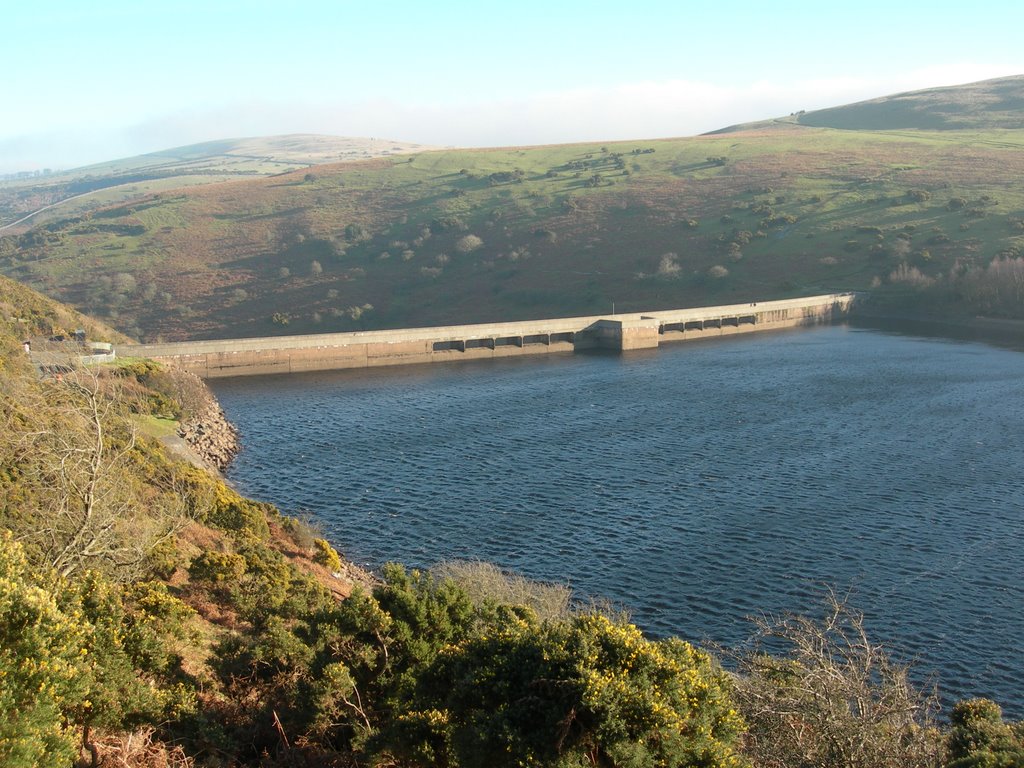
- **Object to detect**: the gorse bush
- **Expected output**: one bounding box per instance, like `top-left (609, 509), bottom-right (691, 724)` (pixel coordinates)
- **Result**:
top-left (946, 698), bottom-right (1024, 768)
top-left (312, 537), bottom-right (343, 571)
top-left (0, 533), bottom-right (197, 767)
top-left (0, 532), bottom-right (84, 768)
top-left (189, 550), bottom-right (247, 584)
top-left (197, 559), bottom-right (747, 766)
top-left (387, 610), bottom-right (745, 768)
top-left (206, 484), bottom-right (271, 539)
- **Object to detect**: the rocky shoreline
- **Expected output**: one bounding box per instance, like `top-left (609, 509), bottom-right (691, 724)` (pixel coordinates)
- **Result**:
top-left (177, 401), bottom-right (240, 471)
top-left (169, 369), bottom-right (241, 471)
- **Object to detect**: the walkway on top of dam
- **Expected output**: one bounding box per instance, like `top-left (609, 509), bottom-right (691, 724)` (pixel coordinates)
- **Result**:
top-left (121, 294), bottom-right (857, 355)
top-left (116, 293), bottom-right (860, 377)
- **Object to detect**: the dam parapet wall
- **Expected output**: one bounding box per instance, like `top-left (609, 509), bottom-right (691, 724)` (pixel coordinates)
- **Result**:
top-left (117, 293), bottom-right (859, 378)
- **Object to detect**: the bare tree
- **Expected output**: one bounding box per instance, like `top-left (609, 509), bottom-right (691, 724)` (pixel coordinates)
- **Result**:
top-left (5, 366), bottom-right (199, 579)
top-left (726, 591), bottom-right (943, 768)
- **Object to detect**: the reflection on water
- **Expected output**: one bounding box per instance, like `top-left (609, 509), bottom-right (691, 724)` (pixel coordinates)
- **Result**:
top-left (212, 324), bottom-right (1024, 717)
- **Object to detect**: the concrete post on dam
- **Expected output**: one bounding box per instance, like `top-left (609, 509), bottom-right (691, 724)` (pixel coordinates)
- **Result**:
top-left (117, 293), bottom-right (861, 378)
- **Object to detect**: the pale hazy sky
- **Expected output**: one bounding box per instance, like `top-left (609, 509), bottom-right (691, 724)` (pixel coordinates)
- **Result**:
top-left (3, 0), bottom-right (1023, 173)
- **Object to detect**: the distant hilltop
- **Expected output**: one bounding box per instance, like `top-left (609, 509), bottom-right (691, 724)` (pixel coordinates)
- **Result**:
top-left (76, 133), bottom-right (438, 174)
top-left (707, 74), bottom-right (1024, 133)
top-left (0, 134), bottom-right (437, 230)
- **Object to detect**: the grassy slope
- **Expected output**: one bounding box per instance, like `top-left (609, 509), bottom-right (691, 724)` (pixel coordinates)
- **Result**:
top-left (0, 134), bottom-right (435, 230)
top-left (710, 74), bottom-right (1024, 134)
top-left (797, 75), bottom-right (1024, 131)
top-left (3, 83), bottom-right (1024, 341)
top-left (0, 273), bottom-right (130, 350)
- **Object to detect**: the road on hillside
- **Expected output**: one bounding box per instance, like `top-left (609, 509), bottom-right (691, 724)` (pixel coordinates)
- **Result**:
top-left (0, 189), bottom-right (106, 232)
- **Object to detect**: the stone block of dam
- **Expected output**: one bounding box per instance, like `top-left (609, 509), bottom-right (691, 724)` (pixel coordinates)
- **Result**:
top-left (116, 293), bottom-right (860, 378)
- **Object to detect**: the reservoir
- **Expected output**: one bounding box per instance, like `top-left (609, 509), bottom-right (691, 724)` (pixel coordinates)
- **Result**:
top-left (211, 323), bottom-right (1024, 717)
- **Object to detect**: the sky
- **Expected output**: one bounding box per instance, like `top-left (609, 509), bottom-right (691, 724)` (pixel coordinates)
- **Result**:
top-left (3, 0), bottom-right (1024, 173)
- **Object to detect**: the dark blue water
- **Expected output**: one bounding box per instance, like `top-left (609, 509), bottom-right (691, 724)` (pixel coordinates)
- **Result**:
top-left (211, 325), bottom-right (1024, 716)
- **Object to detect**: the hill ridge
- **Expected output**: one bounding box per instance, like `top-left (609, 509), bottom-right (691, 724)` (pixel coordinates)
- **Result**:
top-left (709, 74), bottom-right (1024, 134)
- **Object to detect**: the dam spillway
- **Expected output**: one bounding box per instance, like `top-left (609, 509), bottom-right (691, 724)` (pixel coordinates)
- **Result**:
top-left (116, 292), bottom-right (859, 378)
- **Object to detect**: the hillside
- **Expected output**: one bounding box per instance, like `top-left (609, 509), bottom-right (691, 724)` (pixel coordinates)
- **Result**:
top-left (709, 75), bottom-right (1024, 133)
top-left (0, 134), bottom-right (435, 231)
top-left (797, 75), bottom-right (1024, 131)
top-left (3, 78), bottom-right (1024, 342)
top-left (0, 272), bottom-right (130, 350)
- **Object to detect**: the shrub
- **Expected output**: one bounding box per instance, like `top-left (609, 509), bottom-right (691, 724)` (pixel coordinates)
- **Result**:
top-left (121, 581), bottom-right (197, 673)
top-left (889, 263), bottom-right (934, 287)
top-left (728, 594), bottom-right (941, 768)
top-left (344, 223), bottom-right (369, 242)
top-left (400, 611), bottom-right (745, 768)
top-left (454, 234), bottom-right (483, 254)
top-left (212, 615), bottom-right (317, 750)
top-left (0, 533), bottom-right (84, 767)
top-left (429, 216), bottom-right (466, 234)
top-left (144, 537), bottom-right (180, 580)
top-left (760, 214), bottom-right (797, 229)
top-left (347, 303), bottom-right (372, 320)
top-left (312, 538), bottom-right (342, 572)
top-left (946, 698), bottom-right (1024, 767)
top-left (282, 515), bottom-right (320, 550)
top-left (189, 551), bottom-right (247, 584)
top-left (432, 560), bottom-right (572, 622)
top-left (69, 572), bottom-right (180, 757)
top-left (206, 485), bottom-right (271, 538)
top-left (657, 252), bottom-right (682, 276)
top-left (246, 542), bottom-right (335, 623)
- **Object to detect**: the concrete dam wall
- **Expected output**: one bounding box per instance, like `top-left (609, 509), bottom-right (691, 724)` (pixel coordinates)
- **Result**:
top-left (117, 293), bottom-right (859, 379)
